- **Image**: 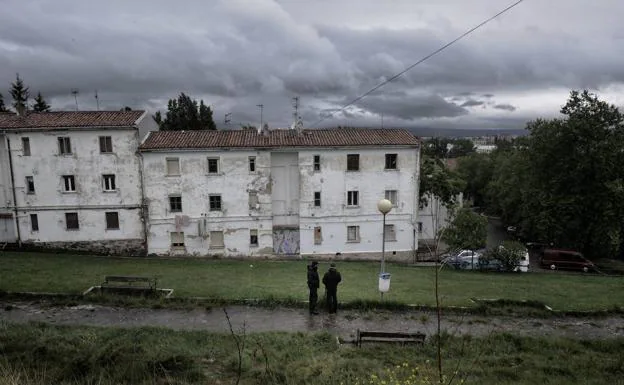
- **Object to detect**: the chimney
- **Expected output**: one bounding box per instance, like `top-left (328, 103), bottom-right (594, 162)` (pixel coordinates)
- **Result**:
top-left (16, 104), bottom-right (26, 117)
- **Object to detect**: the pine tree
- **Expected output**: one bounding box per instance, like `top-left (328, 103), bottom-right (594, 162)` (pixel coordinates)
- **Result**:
top-left (9, 73), bottom-right (30, 113)
top-left (0, 92), bottom-right (7, 112)
top-left (152, 93), bottom-right (216, 130)
top-left (32, 92), bottom-right (51, 112)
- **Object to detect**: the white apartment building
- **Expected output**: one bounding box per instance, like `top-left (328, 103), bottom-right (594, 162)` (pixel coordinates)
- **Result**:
top-left (139, 127), bottom-right (421, 260)
top-left (0, 111), bottom-right (156, 255)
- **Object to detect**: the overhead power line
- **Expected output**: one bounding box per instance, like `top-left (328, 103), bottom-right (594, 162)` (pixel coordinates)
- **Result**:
top-left (311, 0), bottom-right (525, 127)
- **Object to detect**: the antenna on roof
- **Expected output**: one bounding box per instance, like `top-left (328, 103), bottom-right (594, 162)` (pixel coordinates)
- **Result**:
top-left (94, 90), bottom-right (99, 111)
top-left (224, 113), bottom-right (231, 126)
top-left (71, 89), bottom-right (79, 111)
top-left (292, 96), bottom-right (299, 129)
top-left (381, 112), bottom-right (384, 129)
top-left (256, 104), bottom-right (264, 134)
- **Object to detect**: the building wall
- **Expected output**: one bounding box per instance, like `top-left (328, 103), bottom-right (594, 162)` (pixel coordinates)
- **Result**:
top-left (141, 149), bottom-right (274, 257)
top-left (6, 128), bottom-right (145, 253)
top-left (0, 135), bottom-right (17, 242)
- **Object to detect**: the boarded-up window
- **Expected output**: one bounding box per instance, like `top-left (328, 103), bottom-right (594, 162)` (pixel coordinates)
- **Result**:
top-left (347, 225), bottom-right (360, 242)
top-left (30, 214), bottom-right (38, 232)
top-left (384, 224), bottom-right (396, 241)
top-left (210, 231), bottom-right (224, 248)
top-left (314, 226), bottom-right (322, 245)
top-left (22, 137), bottom-right (30, 156)
top-left (347, 154), bottom-right (359, 171)
top-left (65, 212), bottom-right (79, 230)
top-left (171, 232), bottom-right (185, 247)
top-left (105, 212), bottom-right (119, 230)
top-left (166, 158), bottom-right (180, 176)
top-left (250, 229), bottom-right (258, 246)
top-left (249, 192), bottom-right (258, 209)
top-left (385, 190), bottom-right (398, 207)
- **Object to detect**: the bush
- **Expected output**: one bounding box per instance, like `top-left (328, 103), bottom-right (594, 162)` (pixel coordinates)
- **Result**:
top-left (481, 241), bottom-right (526, 272)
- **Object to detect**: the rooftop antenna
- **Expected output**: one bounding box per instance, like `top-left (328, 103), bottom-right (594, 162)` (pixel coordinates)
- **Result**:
top-left (381, 112), bottom-right (384, 129)
top-left (71, 89), bottom-right (79, 111)
top-left (292, 96), bottom-right (299, 128)
top-left (94, 90), bottom-right (99, 111)
top-left (224, 113), bottom-right (231, 126)
top-left (256, 104), bottom-right (264, 132)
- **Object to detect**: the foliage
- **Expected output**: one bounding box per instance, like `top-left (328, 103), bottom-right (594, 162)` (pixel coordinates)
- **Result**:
top-left (481, 240), bottom-right (526, 272)
top-left (419, 155), bottom-right (466, 209)
top-left (121, 106), bottom-right (132, 111)
top-left (32, 92), bottom-right (51, 112)
top-left (442, 208), bottom-right (487, 250)
top-left (9, 73), bottom-right (29, 112)
top-left (152, 93), bottom-right (216, 130)
top-left (456, 153), bottom-right (493, 208)
top-left (0, 93), bottom-right (7, 112)
top-left (422, 137), bottom-right (450, 158)
top-left (352, 361), bottom-right (456, 385)
top-left (447, 138), bottom-right (475, 158)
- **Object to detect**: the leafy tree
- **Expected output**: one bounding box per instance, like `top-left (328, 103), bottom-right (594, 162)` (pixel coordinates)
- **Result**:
top-left (419, 155), bottom-right (465, 209)
top-left (9, 73), bottom-right (29, 112)
top-left (152, 93), bottom-right (216, 130)
top-left (456, 152), bottom-right (494, 208)
top-left (481, 240), bottom-right (526, 272)
top-left (447, 138), bottom-right (475, 158)
top-left (121, 106), bottom-right (132, 111)
top-left (0, 92), bottom-right (7, 112)
top-left (442, 208), bottom-right (487, 250)
top-left (32, 92), bottom-right (51, 112)
top-left (422, 137), bottom-right (450, 158)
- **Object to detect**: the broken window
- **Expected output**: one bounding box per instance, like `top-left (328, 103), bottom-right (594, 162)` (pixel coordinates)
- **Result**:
top-left (65, 212), bottom-right (79, 230)
top-left (385, 190), bottom-right (398, 207)
top-left (248, 192), bottom-right (259, 210)
top-left (314, 226), bottom-right (322, 245)
top-left (30, 214), bottom-right (38, 232)
top-left (207, 157), bottom-right (219, 174)
top-left (314, 191), bottom-right (321, 207)
top-left (347, 154), bottom-right (359, 171)
top-left (347, 225), bottom-right (360, 242)
top-left (385, 153), bottom-right (398, 170)
top-left (169, 195), bottom-right (182, 212)
top-left (209, 195), bottom-right (222, 211)
top-left (249, 156), bottom-right (256, 172)
top-left (171, 231), bottom-right (185, 247)
top-left (313, 155), bottom-right (320, 171)
top-left (384, 224), bottom-right (396, 241)
top-left (210, 230), bottom-right (224, 248)
top-left (22, 137), bottom-right (30, 156)
top-left (25, 176), bottom-right (35, 194)
top-left (99, 136), bottom-right (113, 153)
top-left (62, 175), bottom-right (76, 192)
top-left (250, 229), bottom-right (258, 246)
top-left (347, 190), bottom-right (359, 206)
top-left (102, 174), bottom-right (116, 191)
top-left (166, 158), bottom-right (180, 176)
top-left (105, 212), bottom-right (119, 230)
top-left (58, 137), bottom-right (72, 155)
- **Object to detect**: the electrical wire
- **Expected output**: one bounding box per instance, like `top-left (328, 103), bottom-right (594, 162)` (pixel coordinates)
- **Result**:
top-left (310, 0), bottom-right (526, 127)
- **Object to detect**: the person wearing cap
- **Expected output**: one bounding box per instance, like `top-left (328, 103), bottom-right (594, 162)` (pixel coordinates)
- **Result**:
top-left (307, 261), bottom-right (320, 315)
top-left (322, 263), bottom-right (342, 314)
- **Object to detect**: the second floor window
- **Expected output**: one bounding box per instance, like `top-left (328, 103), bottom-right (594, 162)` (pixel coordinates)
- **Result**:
top-left (207, 158), bottom-right (219, 174)
top-left (314, 192), bottom-right (321, 207)
top-left (385, 190), bottom-right (398, 207)
top-left (58, 137), bottom-right (72, 155)
top-left (99, 136), bottom-right (113, 153)
top-left (249, 156), bottom-right (256, 172)
top-left (209, 195), bottom-right (222, 211)
top-left (347, 190), bottom-right (359, 206)
top-left (169, 195), bottom-right (182, 212)
top-left (102, 174), bottom-right (116, 191)
top-left (22, 137), bottom-right (30, 156)
top-left (347, 154), bottom-right (360, 171)
top-left (313, 155), bottom-right (321, 171)
top-left (62, 175), bottom-right (76, 192)
top-left (385, 153), bottom-right (398, 170)
top-left (26, 176), bottom-right (35, 193)
top-left (166, 158), bottom-right (180, 176)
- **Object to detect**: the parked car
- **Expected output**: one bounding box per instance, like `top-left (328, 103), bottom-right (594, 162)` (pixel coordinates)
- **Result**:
top-left (441, 249), bottom-right (482, 270)
top-left (477, 245), bottom-right (530, 272)
top-left (539, 249), bottom-right (595, 273)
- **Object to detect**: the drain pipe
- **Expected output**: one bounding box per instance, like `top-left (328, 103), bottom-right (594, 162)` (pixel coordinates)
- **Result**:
top-left (6, 137), bottom-right (21, 247)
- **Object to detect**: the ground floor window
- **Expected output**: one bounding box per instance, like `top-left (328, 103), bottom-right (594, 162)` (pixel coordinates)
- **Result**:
top-left (314, 226), bottom-right (322, 245)
top-left (105, 212), bottom-right (119, 230)
top-left (347, 225), bottom-right (360, 242)
top-left (65, 213), bottom-right (79, 230)
top-left (384, 224), bottom-right (396, 241)
top-left (30, 214), bottom-right (39, 232)
top-left (250, 229), bottom-right (258, 246)
top-left (171, 232), bottom-right (185, 248)
top-left (210, 231), bottom-right (224, 248)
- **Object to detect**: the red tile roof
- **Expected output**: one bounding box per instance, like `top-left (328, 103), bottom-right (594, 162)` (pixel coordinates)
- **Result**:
top-left (0, 111), bottom-right (145, 129)
top-left (139, 128), bottom-right (420, 150)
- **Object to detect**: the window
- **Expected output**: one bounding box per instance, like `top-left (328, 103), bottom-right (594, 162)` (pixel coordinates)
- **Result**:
top-left (99, 136), bottom-right (113, 153)
top-left (171, 232), bottom-right (185, 247)
top-left (207, 157), bottom-right (219, 174)
top-left (58, 137), bottom-right (72, 155)
top-left (25, 176), bottom-right (35, 194)
top-left (249, 156), bottom-right (256, 172)
top-left (30, 214), bottom-right (38, 232)
top-left (65, 212), bottom-right (79, 230)
top-left (314, 192), bottom-right (321, 207)
top-left (347, 190), bottom-right (359, 206)
top-left (102, 174), bottom-right (116, 191)
top-left (62, 175), bottom-right (76, 192)
top-left (209, 195), bottom-right (222, 211)
top-left (384, 224), bottom-right (396, 241)
top-left (105, 212), bottom-right (119, 230)
top-left (417, 222), bottom-right (423, 233)
top-left (22, 138), bottom-right (30, 156)
top-left (249, 192), bottom-right (259, 210)
top-left (347, 154), bottom-right (360, 171)
top-left (313, 155), bottom-right (321, 171)
top-left (210, 230), bottom-right (224, 248)
top-left (314, 226), bottom-right (322, 245)
top-left (385, 190), bottom-right (398, 207)
top-left (166, 158), bottom-right (180, 176)
top-left (347, 225), bottom-right (360, 242)
top-left (169, 195), bottom-right (182, 212)
top-left (250, 229), bottom-right (258, 246)
top-left (385, 153), bottom-right (398, 170)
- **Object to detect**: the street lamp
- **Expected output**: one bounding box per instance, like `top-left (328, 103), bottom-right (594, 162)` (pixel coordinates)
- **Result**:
top-left (377, 199), bottom-right (393, 299)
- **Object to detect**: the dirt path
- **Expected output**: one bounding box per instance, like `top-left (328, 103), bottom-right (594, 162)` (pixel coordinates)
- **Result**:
top-left (2, 301), bottom-right (623, 341)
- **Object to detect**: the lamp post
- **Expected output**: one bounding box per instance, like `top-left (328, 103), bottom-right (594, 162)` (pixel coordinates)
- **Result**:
top-left (377, 199), bottom-right (393, 299)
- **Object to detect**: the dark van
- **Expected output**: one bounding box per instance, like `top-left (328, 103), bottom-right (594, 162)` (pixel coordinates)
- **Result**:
top-left (539, 249), bottom-right (595, 273)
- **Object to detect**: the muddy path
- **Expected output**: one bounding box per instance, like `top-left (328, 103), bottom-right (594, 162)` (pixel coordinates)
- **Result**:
top-left (2, 301), bottom-right (624, 341)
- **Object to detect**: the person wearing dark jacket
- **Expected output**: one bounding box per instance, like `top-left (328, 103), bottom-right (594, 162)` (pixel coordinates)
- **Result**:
top-left (322, 263), bottom-right (342, 313)
top-left (307, 261), bottom-right (320, 315)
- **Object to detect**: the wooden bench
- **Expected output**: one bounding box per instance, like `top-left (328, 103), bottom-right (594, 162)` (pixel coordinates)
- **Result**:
top-left (101, 275), bottom-right (157, 292)
top-left (356, 329), bottom-right (426, 347)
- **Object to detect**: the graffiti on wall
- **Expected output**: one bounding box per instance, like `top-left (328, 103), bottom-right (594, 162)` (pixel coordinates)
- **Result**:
top-left (273, 228), bottom-right (300, 255)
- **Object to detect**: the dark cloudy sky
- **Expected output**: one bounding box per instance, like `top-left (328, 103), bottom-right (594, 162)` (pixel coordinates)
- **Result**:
top-left (1, 0), bottom-right (623, 130)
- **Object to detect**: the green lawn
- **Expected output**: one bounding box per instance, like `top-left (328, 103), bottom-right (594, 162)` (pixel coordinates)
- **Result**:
top-left (1, 252), bottom-right (623, 311)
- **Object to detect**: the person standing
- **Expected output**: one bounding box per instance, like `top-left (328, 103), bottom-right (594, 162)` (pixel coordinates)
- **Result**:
top-left (322, 263), bottom-right (342, 314)
top-left (307, 261), bottom-right (320, 315)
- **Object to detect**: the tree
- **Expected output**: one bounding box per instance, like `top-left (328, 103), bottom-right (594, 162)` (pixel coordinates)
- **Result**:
top-left (152, 93), bottom-right (216, 130)
top-left (456, 152), bottom-right (494, 209)
top-left (9, 73), bottom-right (29, 112)
top-left (121, 106), bottom-right (132, 111)
top-left (32, 92), bottom-right (51, 112)
top-left (419, 155), bottom-right (465, 209)
top-left (0, 92), bottom-right (7, 112)
top-left (447, 138), bottom-right (475, 158)
top-left (422, 137), bottom-right (450, 158)
top-left (481, 240), bottom-right (526, 272)
top-left (442, 208), bottom-right (488, 251)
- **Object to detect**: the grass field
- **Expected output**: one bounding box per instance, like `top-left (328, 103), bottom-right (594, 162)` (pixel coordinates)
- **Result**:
top-left (1, 322), bottom-right (623, 385)
top-left (1, 252), bottom-right (623, 311)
